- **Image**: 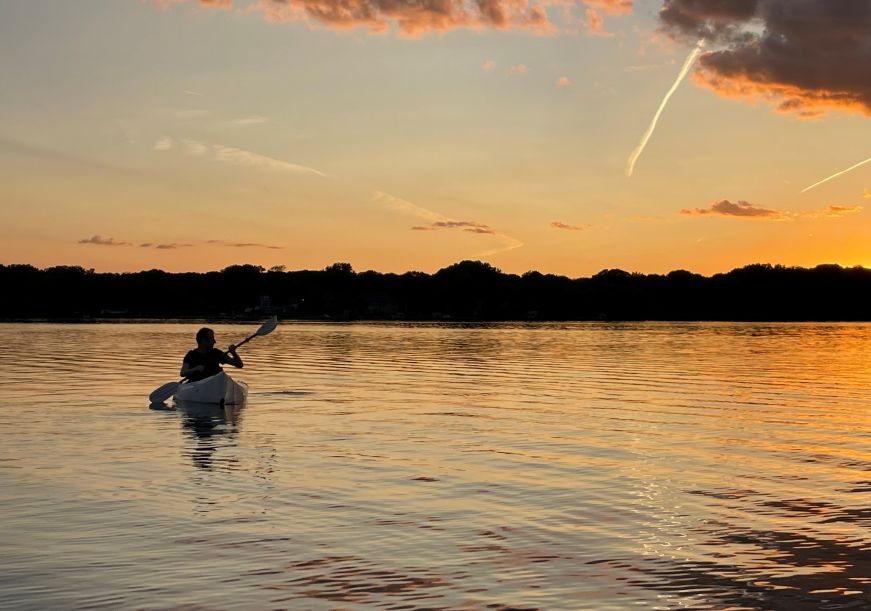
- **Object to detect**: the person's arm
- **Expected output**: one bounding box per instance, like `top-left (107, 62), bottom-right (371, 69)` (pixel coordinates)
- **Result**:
top-left (180, 358), bottom-right (205, 377)
top-left (225, 345), bottom-right (244, 368)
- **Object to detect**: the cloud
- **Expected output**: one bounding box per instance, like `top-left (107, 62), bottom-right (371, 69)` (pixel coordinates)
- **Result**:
top-left (152, 0), bottom-right (231, 6)
top-left (155, 243), bottom-right (195, 249)
top-left (626, 40), bottom-right (704, 177)
top-left (83, 236), bottom-right (285, 250)
top-left (585, 8), bottom-right (611, 36)
top-left (373, 191), bottom-right (523, 255)
top-left (680, 200), bottom-right (863, 220)
top-left (154, 137), bottom-right (174, 151)
top-left (206, 239), bottom-right (284, 249)
top-left (482, 60), bottom-right (495, 72)
top-left (373, 190), bottom-right (444, 223)
top-left (865, 188), bottom-right (871, 199)
top-left (160, 138), bottom-right (327, 177)
top-left (474, 234), bottom-right (524, 257)
top-left (659, 0), bottom-right (871, 118)
top-left (509, 64), bottom-right (529, 75)
top-left (221, 115), bottom-right (269, 128)
top-left (212, 143), bottom-right (327, 176)
top-left (412, 220), bottom-right (495, 234)
top-left (802, 155), bottom-right (871, 193)
top-left (148, 0), bottom-right (642, 36)
top-left (181, 139), bottom-right (209, 156)
top-left (680, 200), bottom-right (783, 219)
top-left (804, 204), bottom-right (863, 218)
top-left (151, 0), bottom-right (559, 35)
top-left (586, 0), bottom-right (632, 15)
top-left (556, 76), bottom-right (571, 87)
top-left (551, 221), bottom-right (586, 230)
top-left (78, 235), bottom-right (131, 246)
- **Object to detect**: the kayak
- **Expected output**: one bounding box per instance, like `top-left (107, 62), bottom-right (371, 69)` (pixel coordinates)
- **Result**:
top-left (173, 372), bottom-right (248, 405)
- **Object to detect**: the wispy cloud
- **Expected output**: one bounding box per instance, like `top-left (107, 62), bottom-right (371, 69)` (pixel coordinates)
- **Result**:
top-left (474, 235), bottom-right (525, 258)
top-left (206, 239), bottom-right (284, 249)
top-left (680, 200), bottom-right (783, 219)
top-left (156, 137), bottom-right (327, 177)
top-left (556, 76), bottom-right (571, 87)
top-left (373, 191), bottom-right (523, 256)
top-left (626, 40), bottom-right (704, 177)
top-left (802, 204), bottom-right (863, 218)
top-left (83, 236), bottom-right (283, 250)
top-left (801, 155), bottom-right (871, 193)
top-left (551, 221), bottom-right (586, 230)
top-left (482, 59), bottom-right (495, 72)
top-left (78, 235), bottom-right (131, 246)
top-left (180, 139), bottom-right (208, 156)
top-left (154, 136), bottom-right (174, 151)
top-left (412, 220), bottom-right (496, 234)
top-left (681, 200), bottom-right (864, 220)
top-left (155, 243), bottom-right (195, 250)
top-left (509, 64), bottom-right (529, 75)
top-left (212, 143), bottom-right (327, 176)
top-left (864, 188), bottom-right (871, 199)
top-left (220, 115), bottom-right (269, 128)
top-left (373, 190), bottom-right (444, 223)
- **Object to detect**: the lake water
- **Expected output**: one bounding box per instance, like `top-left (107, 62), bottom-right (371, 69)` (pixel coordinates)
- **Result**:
top-left (0, 322), bottom-right (868, 610)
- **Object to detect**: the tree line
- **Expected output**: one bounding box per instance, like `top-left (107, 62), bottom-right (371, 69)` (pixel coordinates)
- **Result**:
top-left (1, 260), bottom-right (870, 321)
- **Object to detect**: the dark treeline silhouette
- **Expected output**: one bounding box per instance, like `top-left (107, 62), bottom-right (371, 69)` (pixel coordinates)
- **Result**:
top-left (2, 260), bottom-right (870, 321)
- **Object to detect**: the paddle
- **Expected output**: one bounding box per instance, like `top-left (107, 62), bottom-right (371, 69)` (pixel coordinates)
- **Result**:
top-left (148, 317), bottom-right (278, 404)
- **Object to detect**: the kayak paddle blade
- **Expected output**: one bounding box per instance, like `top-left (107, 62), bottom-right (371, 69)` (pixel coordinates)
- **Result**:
top-left (149, 381), bottom-right (181, 404)
top-left (256, 316), bottom-right (278, 337)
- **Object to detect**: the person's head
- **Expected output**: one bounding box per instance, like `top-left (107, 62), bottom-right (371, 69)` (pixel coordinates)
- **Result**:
top-left (196, 327), bottom-right (215, 348)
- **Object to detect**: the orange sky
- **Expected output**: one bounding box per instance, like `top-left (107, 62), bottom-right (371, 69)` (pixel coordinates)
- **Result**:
top-left (0, 0), bottom-right (869, 276)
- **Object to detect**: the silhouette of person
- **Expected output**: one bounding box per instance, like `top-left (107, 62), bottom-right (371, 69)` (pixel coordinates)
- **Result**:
top-left (180, 327), bottom-right (243, 382)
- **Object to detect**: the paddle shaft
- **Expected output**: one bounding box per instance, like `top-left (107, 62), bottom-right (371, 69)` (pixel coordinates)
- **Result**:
top-left (232, 331), bottom-right (258, 351)
top-left (229, 317), bottom-right (276, 351)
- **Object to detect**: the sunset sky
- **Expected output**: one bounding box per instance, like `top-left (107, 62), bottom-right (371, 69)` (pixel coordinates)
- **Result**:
top-left (1, 0), bottom-right (869, 277)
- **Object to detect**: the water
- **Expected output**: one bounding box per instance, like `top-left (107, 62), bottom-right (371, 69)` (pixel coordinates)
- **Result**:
top-left (0, 322), bottom-right (868, 610)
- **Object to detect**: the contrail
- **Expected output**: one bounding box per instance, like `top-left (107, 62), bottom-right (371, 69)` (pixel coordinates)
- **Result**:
top-left (626, 40), bottom-right (705, 177)
top-left (801, 155), bottom-right (871, 193)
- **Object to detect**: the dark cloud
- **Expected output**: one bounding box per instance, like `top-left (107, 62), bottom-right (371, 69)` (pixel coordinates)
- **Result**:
top-left (150, 0), bottom-right (634, 35)
top-left (78, 235), bottom-right (130, 246)
top-left (659, 0), bottom-right (871, 117)
top-left (680, 199), bottom-right (782, 218)
top-left (412, 220), bottom-right (496, 234)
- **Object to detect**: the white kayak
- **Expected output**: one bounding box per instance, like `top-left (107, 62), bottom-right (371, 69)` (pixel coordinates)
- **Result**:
top-left (173, 372), bottom-right (248, 405)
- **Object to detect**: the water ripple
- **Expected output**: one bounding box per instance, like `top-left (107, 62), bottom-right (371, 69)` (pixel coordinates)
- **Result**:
top-left (0, 322), bottom-right (869, 609)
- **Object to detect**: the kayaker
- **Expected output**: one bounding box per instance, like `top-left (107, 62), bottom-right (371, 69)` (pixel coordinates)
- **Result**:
top-left (180, 327), bottom-right (244, 382)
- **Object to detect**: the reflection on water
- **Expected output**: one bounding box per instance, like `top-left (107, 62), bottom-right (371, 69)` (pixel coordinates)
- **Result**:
top-left (175, 402), bottom-right (243, 472)
top-left (0, 322), bottom-right (869, 609)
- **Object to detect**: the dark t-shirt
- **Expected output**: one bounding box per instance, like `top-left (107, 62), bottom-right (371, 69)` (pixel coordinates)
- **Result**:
top-left (183, 348), bottom-right (229, 382)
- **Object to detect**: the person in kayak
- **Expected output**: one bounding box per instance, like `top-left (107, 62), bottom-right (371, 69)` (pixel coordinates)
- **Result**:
top-left (180, 327), bottom-right (244, 382)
